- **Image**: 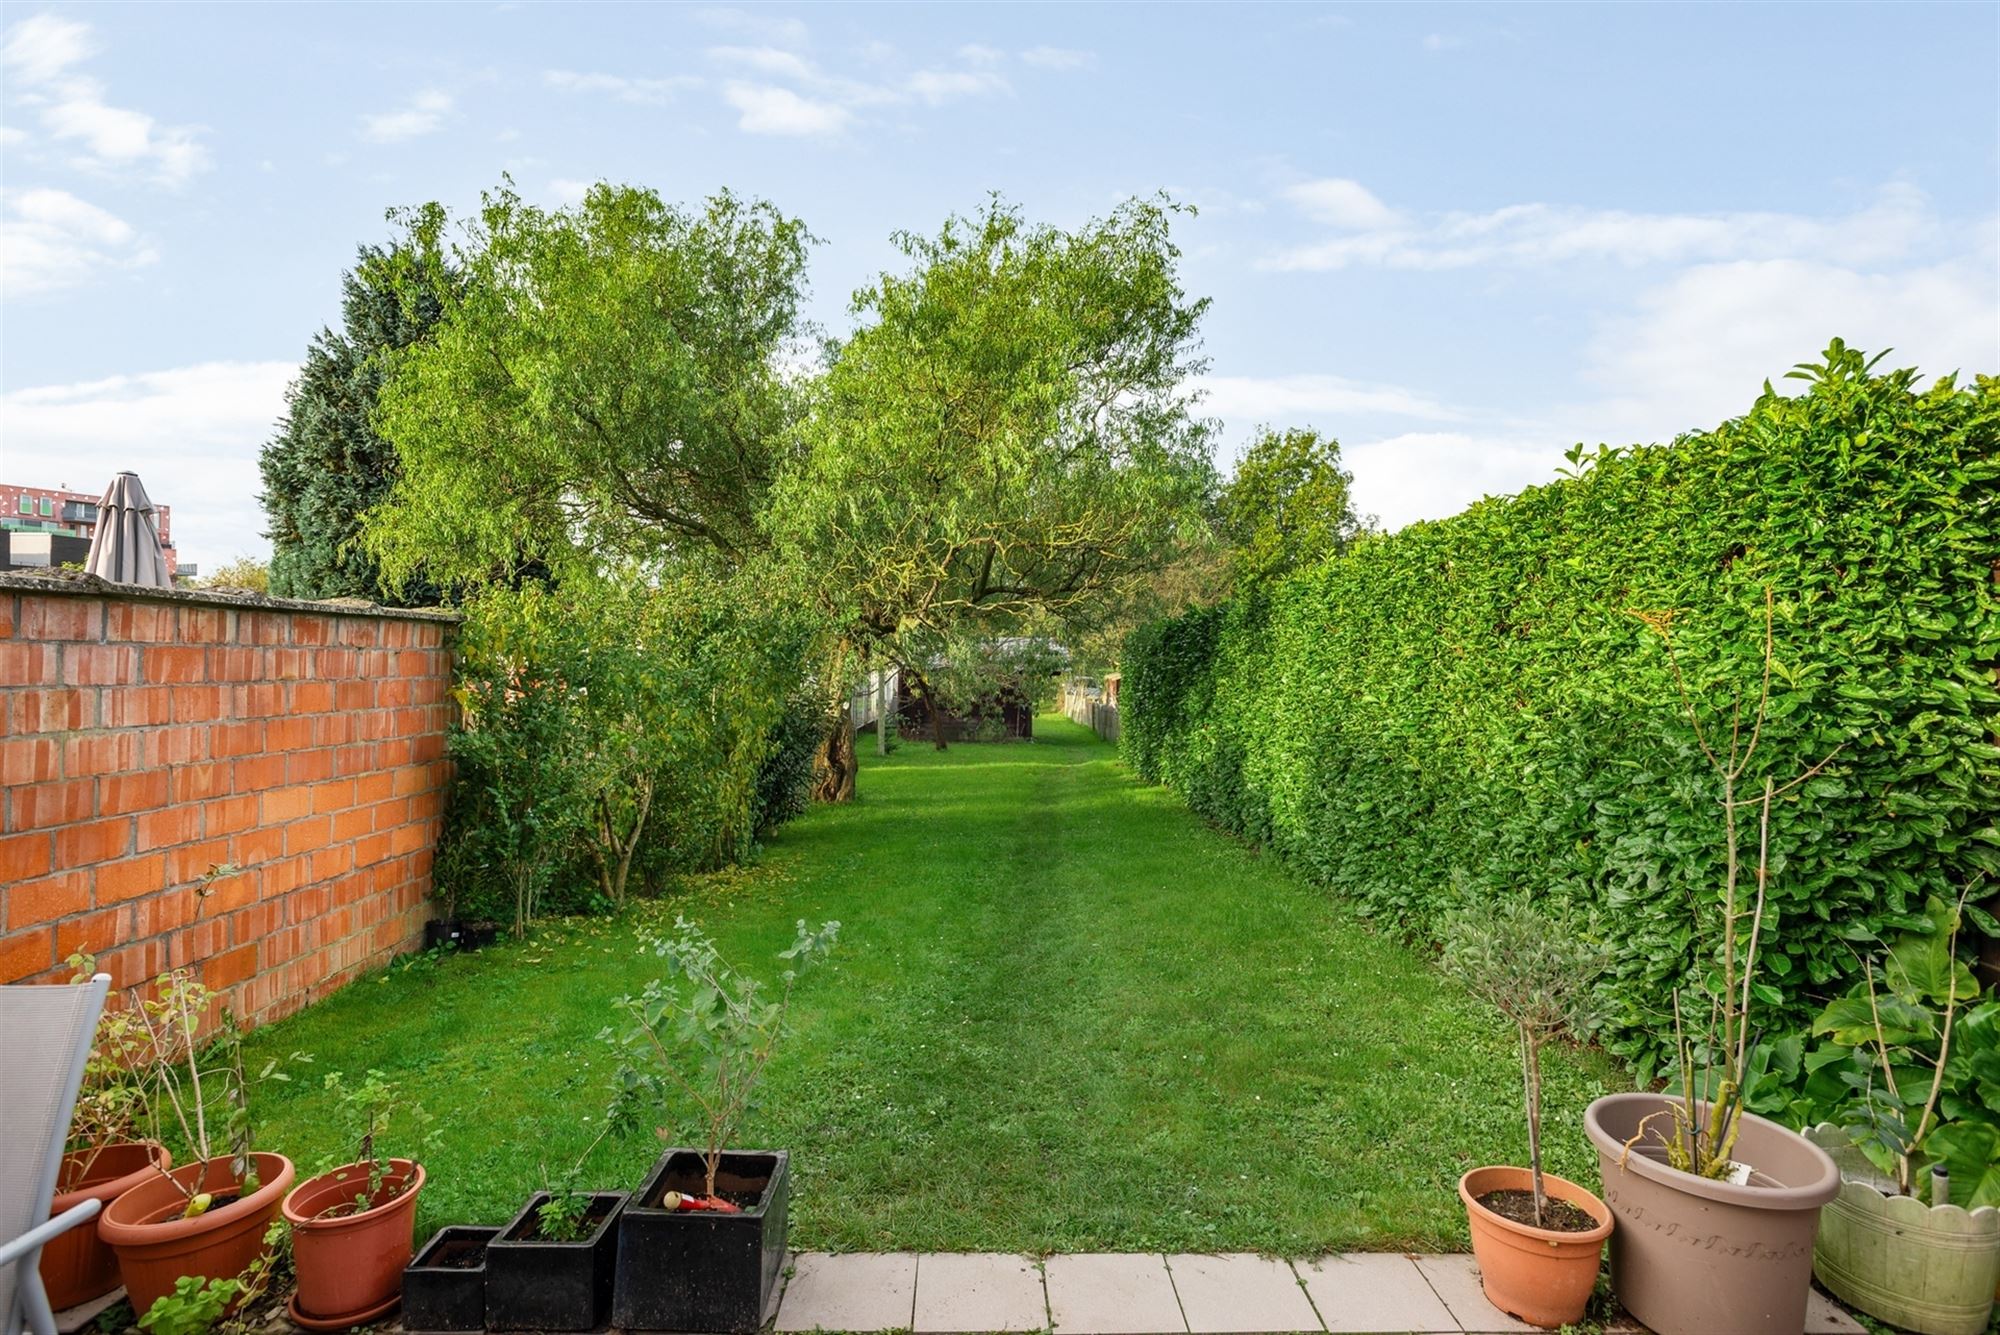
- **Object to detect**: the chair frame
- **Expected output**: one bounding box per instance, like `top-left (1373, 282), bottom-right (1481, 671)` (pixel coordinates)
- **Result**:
top-left (1, 973), bottom-right (111, 1335)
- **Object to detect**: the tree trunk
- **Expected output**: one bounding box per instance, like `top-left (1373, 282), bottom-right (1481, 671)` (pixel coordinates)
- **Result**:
top-left (812, 714), bottom-right (857, 804)
top-left (1522, 1023), bottom-right (1545, 1228)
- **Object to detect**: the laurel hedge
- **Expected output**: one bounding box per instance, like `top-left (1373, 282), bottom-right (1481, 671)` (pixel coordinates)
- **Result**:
top-left (1122, 345), bottom-right (1999, 1072)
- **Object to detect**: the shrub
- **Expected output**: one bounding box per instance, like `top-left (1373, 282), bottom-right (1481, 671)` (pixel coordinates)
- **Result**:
top-left (1121, 344), bottom-right (1999, 1071)
top-left (754, 688), bottom-right (831, 836)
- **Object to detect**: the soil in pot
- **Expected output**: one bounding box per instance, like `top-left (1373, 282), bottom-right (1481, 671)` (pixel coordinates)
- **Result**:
top-left (404, 1227), bottom-right (498, 1334)
top-left (1475, 1189), bottom-right (1599, 1232)
top-left (283, 1159), bottom-right (426, 1325)
top-left (41, 1143), bottom-right (172, 1312)
top-left (1460, 1166), bottom-right (1613, 1330)
top-left (96, 1153), bottom-right (295, 1320)
top-left (484, 1191), bottom-right (624, 1332)
top-left (612, 1149), bottom-right (790, 1335)
top-left (1584, 1093), bottom-right (1838, 1335)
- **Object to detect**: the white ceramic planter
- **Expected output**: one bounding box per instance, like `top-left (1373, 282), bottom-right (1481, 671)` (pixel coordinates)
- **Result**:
top-left (1806, 1125), bottom-right (2000, 1335)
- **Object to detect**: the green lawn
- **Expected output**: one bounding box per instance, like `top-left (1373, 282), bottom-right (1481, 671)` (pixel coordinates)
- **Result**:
top-left (247, 715), bottom-right (1625, 1254)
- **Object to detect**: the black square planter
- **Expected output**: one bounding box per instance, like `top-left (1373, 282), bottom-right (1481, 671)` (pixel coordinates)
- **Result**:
top-left (404, 1226), bottom-right (499, 1333)
top-left (611, 1149), bottom-right (791, 1334)
top-left (425, 919), bottom-right (499, 952)
top-left (484, 1191), bottom-right (625, 1332)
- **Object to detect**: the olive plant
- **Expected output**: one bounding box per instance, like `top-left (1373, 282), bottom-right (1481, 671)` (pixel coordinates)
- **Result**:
top-left (607, 917), bottom-right (838, 1200)
top-left (1442, 897), bottom-right (1608, 1226)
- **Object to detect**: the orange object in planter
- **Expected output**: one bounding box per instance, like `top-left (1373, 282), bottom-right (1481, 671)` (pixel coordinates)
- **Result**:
top-left (41, 1144), bottom-right (173, 1311)
top-left (1459, 1166), bottom-right (1613, 1329)
top-left (282, 1159), bottom-right (426, 1326)
top-left (97, 1152), bottom-right (295, 1320)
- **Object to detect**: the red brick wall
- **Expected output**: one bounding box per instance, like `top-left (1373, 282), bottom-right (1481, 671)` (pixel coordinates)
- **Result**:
top-left (0, 577), bottom-right (455, 1027)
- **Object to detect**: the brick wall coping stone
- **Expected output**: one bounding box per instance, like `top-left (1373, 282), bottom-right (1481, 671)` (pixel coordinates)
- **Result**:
top-left (0, 570), bottom-right (460, 623)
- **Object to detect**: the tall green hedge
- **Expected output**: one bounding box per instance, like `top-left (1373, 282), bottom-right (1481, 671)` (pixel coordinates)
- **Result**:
top-left (1122, 346), bottom-right (1999, 1073)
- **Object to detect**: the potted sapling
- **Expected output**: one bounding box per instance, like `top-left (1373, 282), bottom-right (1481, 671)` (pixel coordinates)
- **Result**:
top-left (281, 1069), bottom-right (437, 1329)
top-left (605, 916), bottom-right (839, 1334)
top-left (97, 970), bottom-right (303, 1321)
top-left (1442, 897), bottom-right (1615, 1329)
top-left (1582, 592), bottom-right (1842, 1335)
top-left (40, 954), bottom-right (172, 1312)
top-left (483, 1152), bottom-right (626, 1334)
top-left (1800, 892), bottom-right (2000, 1335)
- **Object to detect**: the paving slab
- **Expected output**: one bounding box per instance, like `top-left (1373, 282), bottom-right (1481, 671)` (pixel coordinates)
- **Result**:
top-left (912, 1252), bottom-right (1048, 1333)
top-left (1045, 1253), bottom-right (1187, 1334)
top-left (1294, 1255), bottom-right (1458, 1333)
top-left (1408, 1255), bottom-right (1535, 1334)
top-left (1804, 1288), bottom-right (1867, 1335)
top-left (776, 1252), bottom-right (919, 1332)
top-left (55, 1288), bottom-right (127, 1335)
top-left (1164, 1254), bottom-right (1322, 1334)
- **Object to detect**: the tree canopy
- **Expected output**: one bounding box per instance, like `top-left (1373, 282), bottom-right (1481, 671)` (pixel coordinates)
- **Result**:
top-left (1217, 426), bottom-right (1361, 587)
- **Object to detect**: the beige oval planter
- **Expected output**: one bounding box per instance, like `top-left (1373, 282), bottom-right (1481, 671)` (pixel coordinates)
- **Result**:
top-left (1805, 1125), bottom-right (2000, 1335)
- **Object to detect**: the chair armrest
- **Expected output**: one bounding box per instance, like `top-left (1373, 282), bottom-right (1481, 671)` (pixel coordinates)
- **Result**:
top-left (0, 1198), bottom-right (103, 1267)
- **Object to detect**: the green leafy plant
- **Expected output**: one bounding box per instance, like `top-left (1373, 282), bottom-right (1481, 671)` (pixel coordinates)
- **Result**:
top-left (137, 1220), bottom-right (289, 1335)
top-left (310, 1069), bottom-right (436, 1217)
top-left (1442, 896), bottom-right (1609, 1225)
top-left (608, 917), bottom-right (839, 1199)
top-left (61, 952), bottom-right (150, 1186)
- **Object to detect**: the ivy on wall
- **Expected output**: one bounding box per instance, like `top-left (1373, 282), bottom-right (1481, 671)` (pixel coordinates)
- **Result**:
top-left (1122, 345), bottom-right (1999, 1072)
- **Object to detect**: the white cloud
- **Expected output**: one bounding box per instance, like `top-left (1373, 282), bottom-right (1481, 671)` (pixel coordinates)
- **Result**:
top-left (1422, 33), bottom-right (1465, 52)
top-left (361, 89), bottom-right (453, 143)
top-left (907, 68), bottom-right (1009, 106)
top-left (958, 43), bottom-right (1006, 67)
top-left (548, 177), bottom-right (590, 206)
top-left (0, 361), bottom-right (296, 569)
top-left (723, 82), bottom-right (850, 136)
top-left (1269, 181), bottom-right (1939, 272)
top-left (691, 7), bottom-right (809, 49)
top-left (1200, 373), bottom-right (1460, 427)
top-left (706, 45), bottom-right (819, 81)
top-left (1020, 46), bottom-right (1094, 71)
top-left (0, 125), bottom-right (29, 148)
top-left (543, 69), bottom-right (697, 105)
top-left (0, 186), bottom-right (155, 294)
top-left (2, 14), bottom-right (210, 186)
top-left (1282, 178), bottom-right (1400, 231)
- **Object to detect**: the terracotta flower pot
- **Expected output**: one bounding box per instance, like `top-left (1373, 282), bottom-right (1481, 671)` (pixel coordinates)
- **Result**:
top-left (1584, 1093), bottom-right (1838, 1335)
top-left (97, 1152), bottom-right (295, 1320)
top-left (1459, 1165), bottom-right (1613, 1329)
top-left (282, 1158), bottom-right (426, 1326)
top-left (40, 1143), bottom-right (173, 1311)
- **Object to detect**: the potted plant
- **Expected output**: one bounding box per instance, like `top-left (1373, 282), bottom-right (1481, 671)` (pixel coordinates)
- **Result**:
top-left (404, 1225), bottom-right (500, 1334)
top-left (483, 1169), bottom-right (626, 1333)
top-left (41, 954), bottom-right (174, 1312)
top-left (96, 970), bottom-right (300, 1321)
top-left (1441, 898), bottom-right (1614, 1329)
top-left (282, 1069), bottom-right (436, 1329)
top-left (605, 916), bottom-right (839, 1334)
top-left (1794, 892), bottom-right (2000, 1335)
top-left (1583, 593), bottom-right (1842, 1335)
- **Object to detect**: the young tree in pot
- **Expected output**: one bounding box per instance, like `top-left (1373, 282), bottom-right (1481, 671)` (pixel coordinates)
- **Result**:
top-left (282, 1070), bottom-right (438, 1329)
top-left (605, 916), bottom-right (839, 1333)
top-left (1582, 589), bottom-right (1845, 1335)
top-left (97, 971), bottom-right (303, 1321)
top-left (1441, 897), bottom-right (1614, 1329)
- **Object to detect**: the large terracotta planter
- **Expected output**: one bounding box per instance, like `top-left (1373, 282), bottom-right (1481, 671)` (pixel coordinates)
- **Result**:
top-left (1459, 1165), bottom-right (1613, 1329)
top-left (40, 1144), bottom-right (172, 1311)
top-left (282, 1158), bottom-right (426, 1327)
top-left (1584, 1093), bottom-right (1838, 1335)
top-left (1804, 1125), bottom-right (2000, 1335)
top-left (97, 1152), bottom-right (295, 1320)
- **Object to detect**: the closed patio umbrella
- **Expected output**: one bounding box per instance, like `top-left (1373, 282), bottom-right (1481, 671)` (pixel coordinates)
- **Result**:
top-left (84, 471), bottom-right (172, 588)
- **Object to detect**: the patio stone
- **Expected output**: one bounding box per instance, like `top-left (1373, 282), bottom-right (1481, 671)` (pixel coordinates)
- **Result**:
top-left (912, 1252), bottom-right (1049, 1333)
top-left (1408, 1254), bottom-right (1536, 1333)
top-left (54, 1287), bottom-right (128, 1335)
top-left (1804, 1288), bottom-right (1866, 1335)
top-left (1044, 1253), bottom-right (1188, 1334)
top-left (1163, 1254), bottom-right (1322, 1333)
top-left (1294, 1254), bottom-right (1458, 1333)
top-left (776, 1251), bottom-right (919, 1332)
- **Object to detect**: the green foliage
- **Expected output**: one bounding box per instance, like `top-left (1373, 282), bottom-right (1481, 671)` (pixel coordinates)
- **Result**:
top-left (365, 182), bottom-right (811, 589)
top-left (1121, 344), bottom-right (1999, 1071)
top-left (313, 1069), bottom-right (436, 1215)
top-left (1218, 426), bottom-right (1361, 587)
top-left (140, 1276), bottom-right (237, 1335)
top-left (193, 557), bottom-right (270, 595)
top-left (607, 916), bottom-right (838, 1198)
top-left (753, 688), bottom-right (832, 836)
top-left (1766, 894), bottom-right (2000, 1205)
top-left (260, 244), bottom-right (449, 605)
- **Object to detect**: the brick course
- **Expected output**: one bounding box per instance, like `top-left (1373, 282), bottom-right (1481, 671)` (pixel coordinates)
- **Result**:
top-left (0, 577), bottom-right (455, 1027)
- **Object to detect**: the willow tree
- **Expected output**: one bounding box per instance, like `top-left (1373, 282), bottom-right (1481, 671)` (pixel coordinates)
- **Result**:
top-left (364, 180), bottom-right (813, 589)
top-left (764, 196), bottom-right (1215, 798)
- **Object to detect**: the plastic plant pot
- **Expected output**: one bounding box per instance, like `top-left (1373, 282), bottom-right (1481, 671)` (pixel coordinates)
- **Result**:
top-left (403, 1226), bottom-right (498, 1334)
top-left (611, 1149), bottom-right (791, 1334)
top-left (482, 1191), bottom-right (624, 1333)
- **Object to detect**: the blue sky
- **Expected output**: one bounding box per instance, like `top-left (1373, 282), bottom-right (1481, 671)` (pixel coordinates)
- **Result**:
top-left (2, 2), bottom-right (1995, 570)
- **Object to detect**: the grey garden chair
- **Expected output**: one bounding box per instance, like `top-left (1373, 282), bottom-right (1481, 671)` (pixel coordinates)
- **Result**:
top-left (1, 973), bottom-right (110, 1335)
